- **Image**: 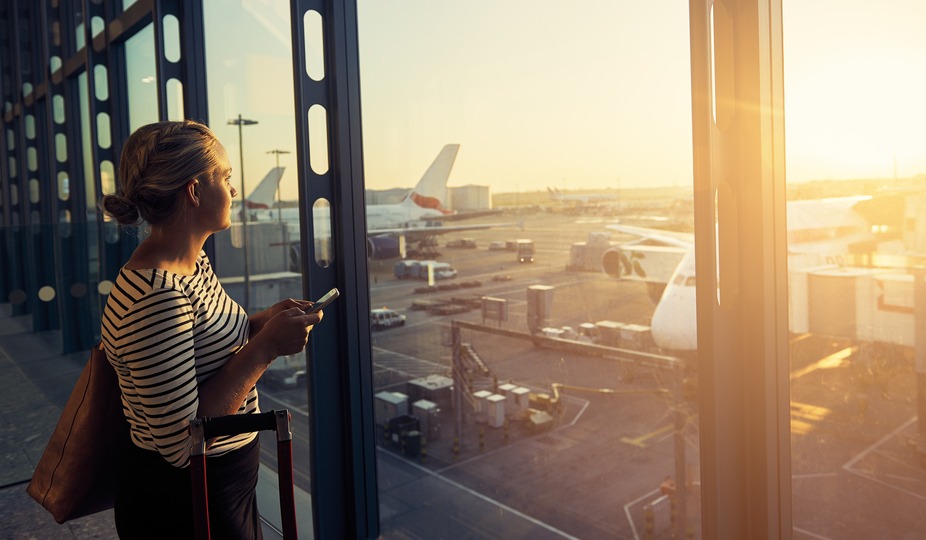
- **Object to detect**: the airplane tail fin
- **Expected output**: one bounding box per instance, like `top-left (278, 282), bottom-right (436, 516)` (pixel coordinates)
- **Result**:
top-left (244, 167), bottom-right (285, 209)
top-left (401, 144), bottom-right (459, 215)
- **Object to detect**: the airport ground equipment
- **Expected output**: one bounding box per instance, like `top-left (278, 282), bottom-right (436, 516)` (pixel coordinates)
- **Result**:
top-left (189, 410), bottom-right (297, 540)
top-left (448, 318), bottom-right (689, 534)
top-left (516, 239), bottom-right (535, 263)
top-left (371, 308), bottom-right (406, 330)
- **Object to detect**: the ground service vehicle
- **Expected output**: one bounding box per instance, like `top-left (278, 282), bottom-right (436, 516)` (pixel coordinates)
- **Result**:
top-left (371, 308), bottom-right (407, 330)
top-left (516, 239), bottom-right (535, 263)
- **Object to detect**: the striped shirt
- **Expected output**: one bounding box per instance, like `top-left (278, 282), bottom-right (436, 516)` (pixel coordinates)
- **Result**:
top-left (101, 251), bottom-right (257, 468)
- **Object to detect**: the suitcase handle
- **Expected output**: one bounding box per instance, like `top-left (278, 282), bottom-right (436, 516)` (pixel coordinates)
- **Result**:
top-left (200, 410), bottom-right (279, 439)
top-left (190, 410), bottom-right (291, 458)
top-left (190, 409), bottom-right (297, 540)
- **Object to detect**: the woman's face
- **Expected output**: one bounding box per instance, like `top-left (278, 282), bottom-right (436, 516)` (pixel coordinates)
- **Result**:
top-left (199, 140), bottom-right (237, 232)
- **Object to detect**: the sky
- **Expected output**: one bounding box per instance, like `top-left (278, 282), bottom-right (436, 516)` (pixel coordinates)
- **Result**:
top-left (356, 0), bottom-right (926, 194)
top-left (198, 1), bottom-right (926, 201)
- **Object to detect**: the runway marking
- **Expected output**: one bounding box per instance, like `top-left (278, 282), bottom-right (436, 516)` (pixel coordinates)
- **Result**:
top-left (261, 391), bottom-right (309, 416)
top-left (794, 526), bottom-right (834, 540)
top-left (623, 488), bottom-right (662, 540)
top-left (620, 423), bottom-right (673, 448)
top-left (379, 448), bottom-right (580, 539)
top-left (792, 472), bottom-right (838, 480)
top-left (373, 346), bottom-right (448, 372)
top-left (842, 415), bottom-right (926, 502)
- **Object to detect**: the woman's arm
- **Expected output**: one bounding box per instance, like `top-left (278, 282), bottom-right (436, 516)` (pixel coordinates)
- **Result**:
top-left (197, 306), bottom-right (321, 418)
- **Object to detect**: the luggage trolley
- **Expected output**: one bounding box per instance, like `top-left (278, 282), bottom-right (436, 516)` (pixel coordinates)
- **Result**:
top-left (189, 410), bottom-right (297, 540)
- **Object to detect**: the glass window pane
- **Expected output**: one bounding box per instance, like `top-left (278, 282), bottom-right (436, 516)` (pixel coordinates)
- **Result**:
top-left (125, 24), bottom-right (158, 131)
top-left (203, 1), bottom-right (304, 532)
top-left (784, 1), bottom-right (926, 538)
top-left (358, 3), bottom-right (699, 538)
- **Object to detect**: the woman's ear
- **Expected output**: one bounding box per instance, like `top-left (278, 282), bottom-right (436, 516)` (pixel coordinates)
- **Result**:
top-left (186, 179), bottom-right (200, 207)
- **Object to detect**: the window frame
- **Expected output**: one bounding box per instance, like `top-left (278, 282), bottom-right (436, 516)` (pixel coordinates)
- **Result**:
top-left (689, 0), bottom-right (791, 537)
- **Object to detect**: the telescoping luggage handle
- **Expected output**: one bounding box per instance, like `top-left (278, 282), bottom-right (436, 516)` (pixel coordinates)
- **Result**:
top-left (189, 410), bottom-right (297, 540)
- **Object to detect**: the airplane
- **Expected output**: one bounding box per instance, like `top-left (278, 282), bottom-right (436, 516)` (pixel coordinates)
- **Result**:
top-left (237, 144), bottom-right (518, 260)
top-left (601, 194), bottom-right (913, 352)
top-left (233, 167), bottom-right (287, 221)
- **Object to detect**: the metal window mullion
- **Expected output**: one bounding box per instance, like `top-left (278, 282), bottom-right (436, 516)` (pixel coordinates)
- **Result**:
top-left (291, 0), bottom-right (377, 538)
top-left (82, 0), bottom-right (115, 291)
top-left (99, 0), bottom-right (139, 282)
top-left (0, 2), bottom-right (16, 302)
top-left (170, 0), bottom-right (209, 123)
top-left (150, 0), bottom-right (171, 120)
top-left (6, 1), bottom-right (37, 321)
top-left (159, 0), bottom-right (214, 260)
top-left (45, 0), bottom-right (93, 353)
top-left (0, 3), bottom-right (15, 230)
top-left (15, 1), bottom-right (58, 333)
top-left (690, 0), bottom-right (791, 538)
top-left (81, 0), bottom-right (122, 342)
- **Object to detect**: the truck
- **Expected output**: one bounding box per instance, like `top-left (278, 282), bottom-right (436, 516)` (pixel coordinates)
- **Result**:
top-left (516, 239), bottom-right (535, 263)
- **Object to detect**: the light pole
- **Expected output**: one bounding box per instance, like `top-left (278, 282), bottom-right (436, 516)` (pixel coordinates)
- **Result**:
top-left (228, 114), bottom-right (258, 312)
top-left (266, 149), bottom-right (290, 223)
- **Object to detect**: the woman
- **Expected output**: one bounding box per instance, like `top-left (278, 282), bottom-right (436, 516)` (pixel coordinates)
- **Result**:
top-left (100, 120), bottom-right (320, 539)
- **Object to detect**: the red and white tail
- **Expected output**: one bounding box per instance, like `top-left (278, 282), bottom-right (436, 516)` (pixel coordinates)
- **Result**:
top-left (401, 144), bottom-right (459, 214)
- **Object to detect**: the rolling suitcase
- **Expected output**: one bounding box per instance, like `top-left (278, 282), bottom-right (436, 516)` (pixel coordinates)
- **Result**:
top-left (189, 410), bottom-right (298, 540)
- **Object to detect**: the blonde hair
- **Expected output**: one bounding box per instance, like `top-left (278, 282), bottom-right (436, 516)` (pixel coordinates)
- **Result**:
top-left (100, 120), bottom-right (220, 226)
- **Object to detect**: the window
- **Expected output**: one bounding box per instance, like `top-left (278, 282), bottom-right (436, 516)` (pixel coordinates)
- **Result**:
top-left (784, 1), bottom-right (926, 537)
top-left (358, 3), bottom-right (699, 537)
top-left (202, 1), bottom-right (306, 533)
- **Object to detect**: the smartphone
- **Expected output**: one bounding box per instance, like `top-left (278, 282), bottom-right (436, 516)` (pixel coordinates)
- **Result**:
top-left (305, 287), bottom-right (339, 314)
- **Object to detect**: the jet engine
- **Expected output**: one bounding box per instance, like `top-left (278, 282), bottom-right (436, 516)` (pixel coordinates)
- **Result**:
top-left (367, 236), bottom-right (401, 259)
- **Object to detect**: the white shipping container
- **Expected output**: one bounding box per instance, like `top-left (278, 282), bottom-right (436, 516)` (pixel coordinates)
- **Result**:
top-left (472, 390), bottom-right (493, 423)
top-left (512, 387), bottom-right (530, 414)
top-left (374, 391), bottom-right (409, 427)
top-left (487, 394), bottom-right (507, 428)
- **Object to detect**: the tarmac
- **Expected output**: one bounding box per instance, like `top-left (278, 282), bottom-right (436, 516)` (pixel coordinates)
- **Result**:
top-left (0, 304), bottom-right (285, 539)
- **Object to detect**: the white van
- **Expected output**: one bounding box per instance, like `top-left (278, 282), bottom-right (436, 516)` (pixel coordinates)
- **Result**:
top-left (371, 308), bottom-right (407, 330)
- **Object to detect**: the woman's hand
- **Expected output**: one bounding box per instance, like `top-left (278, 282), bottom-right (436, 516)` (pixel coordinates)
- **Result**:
top-left (249, 307), bottom-right (323, 360)
top-left (199, 307), bottom-right (322, 419)
top-left (248, 298), bottom-right (312, 338)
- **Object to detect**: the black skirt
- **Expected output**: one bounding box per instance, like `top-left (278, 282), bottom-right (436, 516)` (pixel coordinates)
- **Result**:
top-left (114, 436), bottom-right (263, 540)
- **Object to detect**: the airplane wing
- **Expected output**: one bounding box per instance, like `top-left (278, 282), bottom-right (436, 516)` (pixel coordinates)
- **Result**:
top-left (369, 220), bottom-right (520, 237)
top-left (605, 224), bottom-right (693, 249)
top-left (366, 220), bottom-right (523, 259)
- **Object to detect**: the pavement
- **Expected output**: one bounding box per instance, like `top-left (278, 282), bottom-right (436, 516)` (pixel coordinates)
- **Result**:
top-left (0, 304), bottom-right (118, 539)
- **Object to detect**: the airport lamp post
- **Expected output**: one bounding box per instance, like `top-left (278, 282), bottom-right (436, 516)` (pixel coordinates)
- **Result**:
top-left (228, 115), bottom-right (258, 312)
top-left (266, 149), bottom-right (290, 223)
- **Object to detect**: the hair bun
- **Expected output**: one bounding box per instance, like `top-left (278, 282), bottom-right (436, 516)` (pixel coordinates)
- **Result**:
top-left (100, 194), bottom-right (141, 226)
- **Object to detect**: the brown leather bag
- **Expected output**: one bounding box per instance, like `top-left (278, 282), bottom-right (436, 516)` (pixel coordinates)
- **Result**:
top-left (27, 343), bottom-right (128, 523)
